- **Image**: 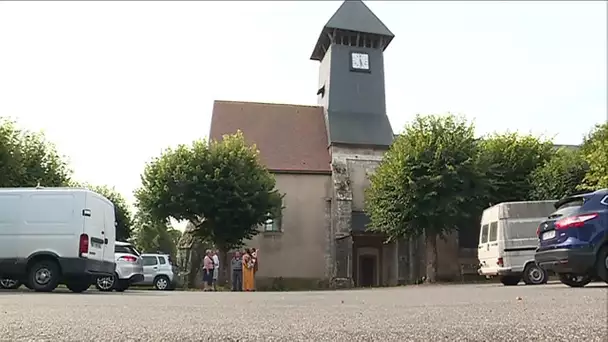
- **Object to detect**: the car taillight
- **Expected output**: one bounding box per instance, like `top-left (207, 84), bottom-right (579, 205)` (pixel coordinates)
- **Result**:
top-left (118, 255), bottom-right (137, 262)
top-left (497, 257), bottom-right (504, 267)
top-left (555, 213), bottom-right (598, 230)
top-left (536, 226), bottom-right (541, 237)
top-left (79, 234), bottom-right (89, 257)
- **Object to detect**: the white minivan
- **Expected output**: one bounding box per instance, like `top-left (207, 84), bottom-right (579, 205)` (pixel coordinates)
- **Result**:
top-left (0, 187), bottom-right (116, 292)
top-left (478, 200), bottom-right (556, 286)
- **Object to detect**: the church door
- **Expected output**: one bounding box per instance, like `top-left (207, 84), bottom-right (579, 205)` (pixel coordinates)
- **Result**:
top-left (359, 255), bottom-right (376, 287)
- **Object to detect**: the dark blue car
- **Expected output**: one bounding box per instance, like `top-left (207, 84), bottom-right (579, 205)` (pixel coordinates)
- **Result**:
top-left (535, 189), bottom-right (608, 287)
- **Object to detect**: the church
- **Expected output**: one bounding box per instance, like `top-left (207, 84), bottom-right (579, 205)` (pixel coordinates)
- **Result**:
top-left (208, 0), bottom-right (464, 289)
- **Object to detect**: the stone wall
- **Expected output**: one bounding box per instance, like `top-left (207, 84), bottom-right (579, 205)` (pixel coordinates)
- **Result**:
top-left (175, 221), bottom-right (212, 288)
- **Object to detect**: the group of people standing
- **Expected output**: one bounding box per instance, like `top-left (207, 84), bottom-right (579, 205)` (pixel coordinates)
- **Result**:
top-left (201, 248), bottom-right (259, 292)
top-left (230, 248), bottom-right (258, 291)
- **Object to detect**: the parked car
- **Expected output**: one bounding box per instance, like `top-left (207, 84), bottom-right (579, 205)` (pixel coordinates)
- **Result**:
top-left (134, 253), bottom-right (178, 290)
top-left (0, 187), bottom-right (116, 293)
top-left (535, 189), bottom-right (608, 287)
top-left (0, 278), bottom-right (21, 290)
top-left (95, 241), bottom-right (144, 292)
top-left (478, 200), bottom-right (555, 286)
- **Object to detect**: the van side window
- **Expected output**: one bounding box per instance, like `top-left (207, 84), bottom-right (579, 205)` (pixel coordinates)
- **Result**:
top-left (489, 222), bottom-right (498, 242)
top-left (481, 224), bottom-right (489, 243)
top-left (158, 256), bottom-right (166, 265)
top-left (142, 256), bottom-right (158, 266)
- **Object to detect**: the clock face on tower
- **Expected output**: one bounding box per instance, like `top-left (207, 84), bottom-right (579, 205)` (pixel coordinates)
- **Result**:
top-left (350, 52), bottom-right (370, 72)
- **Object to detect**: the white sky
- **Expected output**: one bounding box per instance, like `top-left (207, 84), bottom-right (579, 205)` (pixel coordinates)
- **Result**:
top-left (1, 1), bottom-right (606, 213)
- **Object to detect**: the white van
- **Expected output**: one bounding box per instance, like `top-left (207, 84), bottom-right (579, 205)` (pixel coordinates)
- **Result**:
top-left (478, 200), bottom-right (556, 286)
top-left (0, 187), bottom-right (116, 292)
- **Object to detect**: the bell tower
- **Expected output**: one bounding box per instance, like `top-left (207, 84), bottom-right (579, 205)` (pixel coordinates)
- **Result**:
top-left (311, 0), bottom-right (394, 147)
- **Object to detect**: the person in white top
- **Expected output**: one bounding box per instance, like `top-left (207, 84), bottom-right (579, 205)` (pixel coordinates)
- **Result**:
top-left (212, 250), bottom-right (220, 291)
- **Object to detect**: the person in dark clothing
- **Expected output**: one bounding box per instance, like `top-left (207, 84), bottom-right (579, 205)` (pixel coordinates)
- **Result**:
top-left (231, 251), bottom-right (243, 291)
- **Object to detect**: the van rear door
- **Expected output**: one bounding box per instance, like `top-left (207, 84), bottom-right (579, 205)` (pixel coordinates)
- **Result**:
top-left (82, 192), bottom-right (106, 263)
top-left (102, 200), bottom-right (116, 265)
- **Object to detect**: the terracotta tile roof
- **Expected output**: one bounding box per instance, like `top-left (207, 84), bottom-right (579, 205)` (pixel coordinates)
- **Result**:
top-left (209, 100), bottom-right (331, 173)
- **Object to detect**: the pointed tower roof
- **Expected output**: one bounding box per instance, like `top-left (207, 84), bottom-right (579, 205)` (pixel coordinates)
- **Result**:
top-left (311, 0), bottom-right (394, 61)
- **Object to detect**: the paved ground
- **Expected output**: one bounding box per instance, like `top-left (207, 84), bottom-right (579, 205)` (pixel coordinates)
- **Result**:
top-left (0, 282), bottom-right (607, 342)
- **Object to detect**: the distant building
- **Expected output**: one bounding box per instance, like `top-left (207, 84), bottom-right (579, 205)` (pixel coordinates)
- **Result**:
top-left (209, 1), bottom-right (461, 288)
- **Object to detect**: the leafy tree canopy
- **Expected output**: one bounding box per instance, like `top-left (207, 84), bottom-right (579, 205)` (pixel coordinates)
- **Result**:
top-left (365, 114), bottom-right (481, 241)
top-left (528, 147), bottom-right (588, 201)
top-left (135, 131), bottom-right (283, 251)
top-left (0, 118), bottom-right (71, 187)
top-left (477, 132), bottom-right (554, 205)
top-left (132, 211), bottom-right (182, 258)
top-left (580, 123), bottom-right (608, 190)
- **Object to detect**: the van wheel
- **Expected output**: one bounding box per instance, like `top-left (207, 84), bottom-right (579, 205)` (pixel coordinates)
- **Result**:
top-left (558, 273), bottom-right (592, 287)
top-left (0, 279), bottom-right (22, 290)
top-left (154, 276), bottom-right (170, 290)
top-left (95, 275), bottom-right (116, 292)
top-left (27, 260), bottom-right (60, 292)
top-left (500, 276), bottom-right (520, 286)
top-left (66, 280), bottom-right (90, 293)
top-left (596, 246), bottom-right (608, 283)
top-left (114, 280), bottom-right (129, 292)
top-left (523, 263), bottom-right (548, 285)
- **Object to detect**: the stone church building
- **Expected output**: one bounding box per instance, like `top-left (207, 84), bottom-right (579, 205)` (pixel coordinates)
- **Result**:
top-left (206, 0), bottom-right (464, 289)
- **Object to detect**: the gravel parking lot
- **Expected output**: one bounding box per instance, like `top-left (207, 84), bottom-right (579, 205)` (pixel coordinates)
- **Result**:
top-left (1, 282), bottom-right (606, 342)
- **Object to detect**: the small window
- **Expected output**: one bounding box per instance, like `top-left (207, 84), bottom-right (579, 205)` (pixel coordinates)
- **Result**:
top-left (263, 213), bottom-right (282, 232)
top-left (142, 256), bottom-right (158, 266)
top-left (158, 256), bottom-right (166, 265)
top-left (601, 195), bottom-right (608, 206)
top-left (480, 224), bottom-right (489, 244)
top-left (489, 222), bottom-right (498, 242)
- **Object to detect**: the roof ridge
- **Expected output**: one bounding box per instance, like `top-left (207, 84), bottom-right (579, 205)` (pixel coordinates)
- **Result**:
top-left (214, 100), bottom-right (322, 109)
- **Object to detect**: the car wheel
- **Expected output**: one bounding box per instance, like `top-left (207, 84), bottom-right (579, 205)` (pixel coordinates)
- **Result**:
top-left (596, 245), bottom-right (608, 283)
top-left (558, 273), bottom-right (592, 288)
top-left (154, 276), bottom-right (170, 291)
top-left (95, 275), bottom-right (116, 292)
top-left (523, 263), bottom-right (548, 285)
top-left (0, 279), bottom-right (22, 290)
top-left (27, 260), bottom-right (60, 292)
top-left (66, 280), bottom-right (90, 293)
top-left (500, 275), bottom-right (520, 286)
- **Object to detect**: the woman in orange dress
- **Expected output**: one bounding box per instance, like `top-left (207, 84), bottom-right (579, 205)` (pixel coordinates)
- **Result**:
top-left (242, 249), bottom-right (255, 291)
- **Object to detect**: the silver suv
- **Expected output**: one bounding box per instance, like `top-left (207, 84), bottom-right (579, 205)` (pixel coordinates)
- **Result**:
top-left (134, 253), bottom-right (178, 290)
top-left (95, 241), bottom-right (144, 292)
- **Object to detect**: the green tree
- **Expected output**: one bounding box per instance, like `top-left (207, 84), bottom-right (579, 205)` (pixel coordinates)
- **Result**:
top-left (365, 114), bottom-right (482, 283)
top-left (478, 132), bottom-right (555, 205)
top-left (135, 131), bottom-right (283, 283)
top-left (0, 118), bottom-right (71, 187)
top-left (70, 182), bottom-right (134, 241)
top-left (580, 123), bottom-right (608, 190)
top-left (132, 211), bottom-right (182, 259)
top-left (529, 147), bottom-right (589, 201)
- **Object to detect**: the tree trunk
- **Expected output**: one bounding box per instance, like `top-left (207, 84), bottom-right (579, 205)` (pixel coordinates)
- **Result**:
top-left (408, 237), bottom-right (416, 284)
top-left (218, 248), bottom-right (230, 287)
top-left (425, 233), bottom-right (438, 283)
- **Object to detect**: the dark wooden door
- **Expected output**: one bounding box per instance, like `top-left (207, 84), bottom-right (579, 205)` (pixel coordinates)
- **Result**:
top-left (359, 255), bottom-right (375, 287)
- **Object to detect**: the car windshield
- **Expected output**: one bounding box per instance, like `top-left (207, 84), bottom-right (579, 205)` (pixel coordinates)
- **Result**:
top-left (115, 245), bottom-right (141, 256)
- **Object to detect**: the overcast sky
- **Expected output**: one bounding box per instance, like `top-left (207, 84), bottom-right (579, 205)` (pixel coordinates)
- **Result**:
top-left (1, 1), bottom-right (606, 209)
